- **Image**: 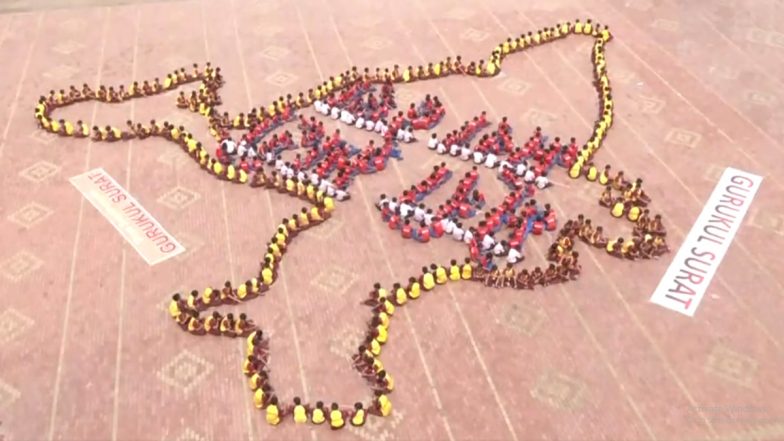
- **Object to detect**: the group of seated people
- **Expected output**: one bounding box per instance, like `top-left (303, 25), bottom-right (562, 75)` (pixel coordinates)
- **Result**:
top-left (33, 18), bottom-right (644, 430)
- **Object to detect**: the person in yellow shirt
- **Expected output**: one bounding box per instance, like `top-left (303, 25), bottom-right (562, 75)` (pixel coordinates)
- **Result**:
top-left (309, 206), bottom-right (324, 222)
top-left (601, 25), bottom-right (612, 42)
top-left (350, 402), bottom-right (366, 427)
top-left (50, 118), bottom-right (61, 134)
top-left (372, 317), bottom-right (388, 344)
top-left (583, 19), bottom-right (593, 35)
top-left (421, 266), bottom-right (436, 290)
top-left (311, 401), bottom-right (327, 424)
top-left (598, 165), bottom-right (612, 185)
top-left (448, 259), bottom-right (461, 281)
top-left (204, 311), bottom-right (220, 335)
top-left (212, 160), bottom-right (224, 177)
top-left (611, 198), bottom-right (625, 218)
top-left (586, 163), bottom-right (599, 181)
top-left (239, 168), bottom-right (248, 184)
top-left (461, 258), bottom-right (473, 280)
top-left (226, 164), bottom-right (237, 181)
top-left (606, 237), bottom-right (623, 257)
top-left (253, 385), bottom-right (270, 409)
top-left (186, 289), bottom-right (200, 310)
top-left (63, 120), bottom-right (74, 136)
top-left (377, 370), bottom-right (394, 391)
top-left (291, 397), bottom-right (308, 424)
top-left (375, 306), bottom-right (390, 329)
top-left (574, 19), bottom-right (583, 34)
top-left (168, 293), bottom-right (183, 320)
top-left (261, 265), bottom-right (274, 286)
top-left (569, 160), bottom-right (583, 179)
top-left (627, 204), bottom-right (642, 222)
top-left (402, 66), bottom-right (411, 82)
top-left (366, 335), bottom-right (381, 356)
top-left (203, 287), bottom-right (216, 307)
top-left (323, 196), bottom-right (335, 213)
top-left (186, 311), bottom-right (205, 335)
top-left (407, 277), bottom-right (421, 300)
top-left (329, 403), bottom-right (345, 429)
top-left (433, 263), bottom-right (448, 285)
top-left (297, 208), bottom-right (310, 227)
top-left (374, 391), bottom-right (392, 417)
top-left (392, 283), bottom-right (407, 306)
top-left (266, 396), bottom-right (281, 425)
top-left (242, 355), bottom-right (255, 376)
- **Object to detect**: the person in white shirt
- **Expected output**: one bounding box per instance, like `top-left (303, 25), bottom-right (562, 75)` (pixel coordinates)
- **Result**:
top-left (492, 241), bottom-right (506, 256)
top-left (535, 174), bottom-right (550, 189)
top-left (274, 156), bottom-right (284, 170)
top-left (264, 151), bottom-right (274, 164)
top-left (401, 127), bottom-right (414, 143)
top-left (442, 217), bottom-right (455, 235)
top-left (247, 145), bottom-right (257, 158)
top-left (365, 119), bottom-right (375, 131)
top-left (314, 99), bottom-right (324, 113)
top-left (481, 232), bottom-right (495, 251)
top-left (460, 145), bottom-right (472, 161)
top-left (330, 106), bottom-right (340, 119)
top-left (423, 210), bottom-right (435, 225)
top-left (472, 150), bottom-right (485, 164)
top-left (336, 189), bottom-right (349, 201)
top-left (515, 162), bottom-right (527, 176)
top-left (376, 194), bottom-right (390, 210)
top-left (449, 143), bottom-right (460, 156)
top-left (319, 102), bottom-right (330, 116)
top-left (399, 203), bottom-right (413, 218)
top-left (507, 247), bottom-right (523, 264)
top-left (427, 134), bottom-right (439, 150)
top-left (237, 140), bottom-right (248, 157)
top-left (452, 222), bottom-right (464, 241)
top-left (524, 167), bottom-right (536, 183)
top-left (463, 228), bottom-right (474, 244)
top-left (318, 179), bottom-right (330, 193)
top-left (414, 205), bottom-right (426, 222)
top-left (387, 198), bottom-right (399, 213)
top-left (340, 109), bottom-right (352, 124)
top-left (297, 170), bottom-right (307, 182)
top-left (355, 115), bottom-right (365, 129)
top-left (223, 138), bottom-right (237, 156)
top-left (374, 119), bottom-right (386, 134)
top-left (436, 142), bottom-right (447, 155)
top-left (310, 172), bottom-right (320, 185)
top-left (484, 152), bottom-right (498, 168)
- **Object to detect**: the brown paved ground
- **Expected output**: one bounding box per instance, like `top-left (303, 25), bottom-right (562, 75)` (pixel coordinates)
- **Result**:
top-left (1, 0), bottom-right (784, 440)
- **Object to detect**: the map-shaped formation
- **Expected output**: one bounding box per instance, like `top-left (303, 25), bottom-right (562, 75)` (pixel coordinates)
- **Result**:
top-left (33, 19), bottom-right (669, 430)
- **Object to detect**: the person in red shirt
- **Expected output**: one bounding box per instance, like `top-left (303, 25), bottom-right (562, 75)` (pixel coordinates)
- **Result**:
top-left (388, 213), bottom-right (401, 230)
top-left (373, 155), bottom-right (386, 172)
top-left (417, 222), bottom-right (431, 243)
top-left (431, 217), bottom-right (444, 238)
top-left (401, 220), bottom-right (413, 239)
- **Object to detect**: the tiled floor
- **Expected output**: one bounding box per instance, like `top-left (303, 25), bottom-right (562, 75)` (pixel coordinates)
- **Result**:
top-left (1, 0), bottom-right (783, 440)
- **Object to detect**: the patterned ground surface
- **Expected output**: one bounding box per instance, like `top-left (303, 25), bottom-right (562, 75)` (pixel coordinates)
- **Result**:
top-left (1, 0), bottom-right (784, 440)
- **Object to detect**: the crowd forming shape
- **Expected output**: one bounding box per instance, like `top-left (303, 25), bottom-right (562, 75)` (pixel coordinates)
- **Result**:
top-left (34, 18), bottom-right (671, 430)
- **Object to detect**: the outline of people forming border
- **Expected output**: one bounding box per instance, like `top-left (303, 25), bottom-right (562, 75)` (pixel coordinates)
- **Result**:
top-left (33, 19), bottom-right (670, 430)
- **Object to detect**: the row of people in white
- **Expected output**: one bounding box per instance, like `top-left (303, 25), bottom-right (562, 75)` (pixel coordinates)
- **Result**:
top-left (426, 134), bottom-right (550, 189)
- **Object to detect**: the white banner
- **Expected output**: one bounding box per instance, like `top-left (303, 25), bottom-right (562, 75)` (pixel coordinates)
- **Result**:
top-left (70, 168), bottom-right (185, 265)
top-left (650, 167), bottom-right (763, 316)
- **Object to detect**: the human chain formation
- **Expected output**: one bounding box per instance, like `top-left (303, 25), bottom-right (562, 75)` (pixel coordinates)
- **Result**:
top-left (33, 19), bottom-right (670, 430)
